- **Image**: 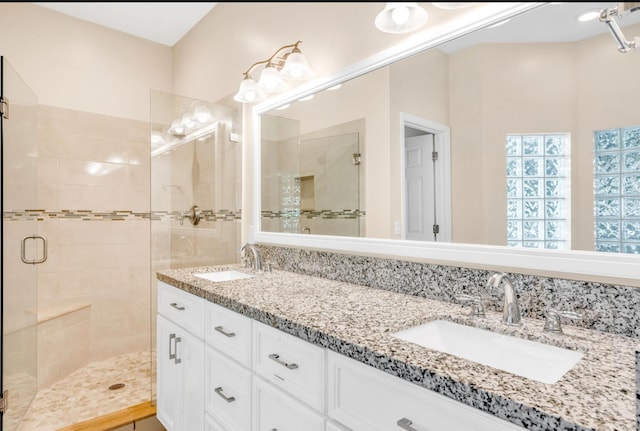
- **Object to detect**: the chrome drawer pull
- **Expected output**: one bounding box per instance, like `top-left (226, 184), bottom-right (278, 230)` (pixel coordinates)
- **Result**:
top-left (174, 336), bottom-right (182, 364)
top-left (170, 302), bottom-right (185, 311)
top-left (268, 353), bottom-right (298, 370)
top-left (169, 333), bottom-right (177, 360)
top-left (214, 387), bottom-right (236, 403)
top-left (397, 418), bottom-right (419, 431)
top-left (214, 326), bottom-right (236, 338)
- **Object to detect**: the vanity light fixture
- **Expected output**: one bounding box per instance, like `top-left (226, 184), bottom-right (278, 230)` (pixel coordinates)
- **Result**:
top-left (375, 3), bottom-right (428, 34)
top-left (234, 41), bottom-right (315, 104)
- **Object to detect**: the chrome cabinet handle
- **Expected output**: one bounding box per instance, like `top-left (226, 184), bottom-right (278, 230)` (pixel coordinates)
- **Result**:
top-left (214, 326), bottom-right (236, 338)
top-left (397, 418), bottom-right (420, 431)
top-left (214, 386), bottom-right (236, 403)
top-left (268, 353), bottom-right (298, 370)
top-left (170, 302), bottom-right (185, 311)
top-left (21, 235), bottom-right (47, 264)
top-left (174, 336), bottom-right (182, 364)
top-left (169, 333), bottom-right (177, 360)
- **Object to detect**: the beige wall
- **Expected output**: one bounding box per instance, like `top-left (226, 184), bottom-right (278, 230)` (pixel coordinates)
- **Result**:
top-left (449, 27), bottom-right (640, 249)
top-left (172, 2), bottom-right (488, 242)
top-left (0, 3), bottom-right (173, 121)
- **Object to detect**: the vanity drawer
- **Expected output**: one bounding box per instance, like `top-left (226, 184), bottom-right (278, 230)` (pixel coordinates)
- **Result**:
top-left (158, 281), bottom-right (205, 339)
top-left (327, 351), bottom-right (525, 431)
top-left (253, 320), bottom-right (325, 412)
top-left (205, 346), bottom-right (252, 431)
top-left (253, 376), bottom-right (325, 431)
top-left (205, 301), bottom-right (252, 368)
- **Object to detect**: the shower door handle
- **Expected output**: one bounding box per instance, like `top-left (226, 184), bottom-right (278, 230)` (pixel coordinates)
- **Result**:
top-left (21, 235), bottom-right (48, 264)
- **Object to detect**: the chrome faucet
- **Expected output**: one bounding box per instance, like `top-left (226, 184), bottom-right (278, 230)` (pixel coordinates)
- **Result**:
top-left (487, 272), bottom-right (522, 326)
top-left (240, 242), bottom-right (262, 271)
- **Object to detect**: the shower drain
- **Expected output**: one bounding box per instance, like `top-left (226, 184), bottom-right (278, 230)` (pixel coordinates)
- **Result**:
top-left (108, 383), bottom-right (126, 390)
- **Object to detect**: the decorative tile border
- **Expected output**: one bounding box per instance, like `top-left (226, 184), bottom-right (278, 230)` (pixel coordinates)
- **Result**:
top-left (258, 245), bottom-right (640, 339)
top-left (261, 209), bottom-right (365, 219)
top-left (3, 209), bottom-right (242, 222)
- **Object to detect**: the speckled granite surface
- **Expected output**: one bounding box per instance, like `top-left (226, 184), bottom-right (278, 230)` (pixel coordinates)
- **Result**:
top-left (158, 265), bottom-right (637, 431)
top-left (257, 245), bottom-right (640, 339)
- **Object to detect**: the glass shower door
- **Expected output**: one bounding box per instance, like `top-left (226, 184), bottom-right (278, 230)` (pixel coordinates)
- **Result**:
top-left (1, 56), bottom-right (39, 431)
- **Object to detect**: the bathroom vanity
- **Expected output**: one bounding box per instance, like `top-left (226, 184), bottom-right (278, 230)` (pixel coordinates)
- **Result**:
top-left (156, 264), bottom-right (638, 431)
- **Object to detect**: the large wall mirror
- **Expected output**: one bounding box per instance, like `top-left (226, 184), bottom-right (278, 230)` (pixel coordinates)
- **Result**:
top-left (252, 2), bottom-right (640, 282)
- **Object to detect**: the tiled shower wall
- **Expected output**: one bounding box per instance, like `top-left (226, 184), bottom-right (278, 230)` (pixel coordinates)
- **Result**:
top-left (32, 105), bottom-right (150, 389)
top-left (258, 245), bottom-right (640, 339)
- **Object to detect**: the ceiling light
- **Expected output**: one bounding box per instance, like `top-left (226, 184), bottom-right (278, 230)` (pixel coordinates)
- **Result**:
top-left (577, 10), bottom-right (600, 22)
top-left (375, 3), bottom-right (428, 34)
top-left (234, 41), bottom-right (314, 104)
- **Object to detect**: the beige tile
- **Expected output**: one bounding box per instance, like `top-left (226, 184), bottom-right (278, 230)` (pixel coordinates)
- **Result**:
top-left (135, 416), bottom-right (166, 431)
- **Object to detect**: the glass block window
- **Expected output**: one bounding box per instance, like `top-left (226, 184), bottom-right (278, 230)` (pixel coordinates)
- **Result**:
top-left (506, 134), bottom-right (570, 250)
top-left (594, 126), bottom-right (640, 254)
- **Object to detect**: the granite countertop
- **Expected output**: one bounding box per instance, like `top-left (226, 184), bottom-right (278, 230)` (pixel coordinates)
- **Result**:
top-left (157, 264), bottom-right (638, 431)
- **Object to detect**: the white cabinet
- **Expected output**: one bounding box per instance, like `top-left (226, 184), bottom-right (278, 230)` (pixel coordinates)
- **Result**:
top-left (157, 281), bottom-right (205, 431)
top-left (253, 376), bottom-right (326, 431)
top-left (156, 314), bottom-right (204, 431)
top-left (205, 345), bottom-right (252, 431)
top-left (205, 301), bottom-right (252, 368)
top-left (327, 351), bottom-right (525, 431)
top-left (157, 281), bottom-right (528, 431)
top-left (253, 320), bottom-right (326, 412)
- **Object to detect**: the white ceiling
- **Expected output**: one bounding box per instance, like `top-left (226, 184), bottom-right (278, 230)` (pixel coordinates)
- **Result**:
top-left (33, 2), bottom-right (217, 47)
top-left (31, 2), bottom-right (640, 51)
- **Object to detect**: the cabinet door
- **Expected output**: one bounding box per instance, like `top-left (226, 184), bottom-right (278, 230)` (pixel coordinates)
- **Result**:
top-left (253, 321), bottom-right (325, 412)
top-left (205, 301), bottom-right (252, 368)
top-left (157, 315), bottom-right (181, 431)
top-left (328, 351), bottom-right (525, 431)
top-left (157, 314), bottom-right (204, 431)
top-left (253, 376), bottom-right (325, 431)
top-left (205, 346), bottom-right (252, 431)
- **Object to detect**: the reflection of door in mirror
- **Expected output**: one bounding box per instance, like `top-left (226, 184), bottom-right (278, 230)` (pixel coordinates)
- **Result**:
top-left (405, 132), bottom-right (436, 242)
top-left (260, 114), bottom-right (363, 237)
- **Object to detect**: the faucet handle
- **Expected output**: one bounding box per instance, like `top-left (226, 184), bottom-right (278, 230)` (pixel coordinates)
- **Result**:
top-left (544, 308), bottom-right (582, 333)
top-left (455, 294), bottom-right (486, 318)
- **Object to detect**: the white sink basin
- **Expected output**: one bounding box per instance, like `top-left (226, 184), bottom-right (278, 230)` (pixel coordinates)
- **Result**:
top-left (392, 319), bottom-right (583, 384)
top-left (194, 270), bottom-right (254, 283)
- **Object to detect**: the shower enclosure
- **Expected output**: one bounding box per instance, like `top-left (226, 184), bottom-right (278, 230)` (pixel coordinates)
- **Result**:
top-left (150, 90), bottom-right (241, 400)
top-left (1, 56), bottom-right (39, 431)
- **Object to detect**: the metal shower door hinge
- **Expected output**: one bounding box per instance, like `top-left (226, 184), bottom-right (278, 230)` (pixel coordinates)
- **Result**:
top-left (1, 97), bottom-right (9, 119)
top-left (1, 389), bottom-right (8, 415)
top-left (433, 224), bottom-right (440, 235)
top-left (432, 151), bottom-right (439, 161)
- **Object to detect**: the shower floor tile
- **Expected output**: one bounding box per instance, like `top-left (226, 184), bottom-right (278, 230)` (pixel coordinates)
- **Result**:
top-left (16, 351), bottom-right (152, 431)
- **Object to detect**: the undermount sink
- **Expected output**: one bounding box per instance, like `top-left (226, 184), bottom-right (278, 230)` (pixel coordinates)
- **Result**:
top-left (194, 270), bottom-right (254, 283)
top-left (392, 319), bottom-right (583, 384)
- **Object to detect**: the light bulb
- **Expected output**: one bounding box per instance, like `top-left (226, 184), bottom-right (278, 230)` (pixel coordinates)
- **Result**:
top-left (391, 6), bottom-right (410, 24)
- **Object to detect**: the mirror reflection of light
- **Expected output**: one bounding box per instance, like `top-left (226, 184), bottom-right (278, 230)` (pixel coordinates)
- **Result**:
top-left (577, 10), bottom-right (600, 22)
top-left (276, 104), bottom-right (290, 110)
top-left (299, 94), bottom-right (314, 101)
top-left (392, 6), bottom-right (410, 24)
top-left (327, 84), bottom-right (342, 91)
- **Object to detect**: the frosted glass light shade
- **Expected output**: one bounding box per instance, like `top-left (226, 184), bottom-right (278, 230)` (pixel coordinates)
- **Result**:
top-left (281, 52), bottom-right (315, 80)
top-left (257, 65), bottom-right (289, 93)
top-left (375, 3), bottom-right (428, 34)
top-left (234, 77), bottom-right (265, 103)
